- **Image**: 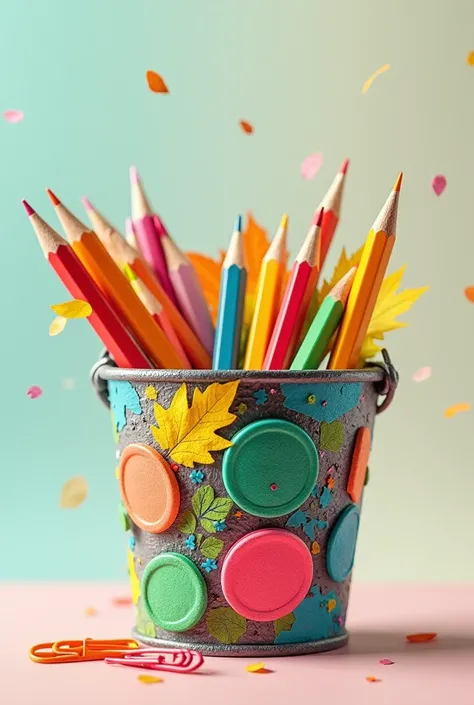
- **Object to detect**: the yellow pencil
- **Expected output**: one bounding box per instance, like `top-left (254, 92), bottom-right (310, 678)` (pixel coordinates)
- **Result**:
top-left (244, 214), bottom-right (288, 370)
top-left (328, 173), bottom-right (402, 370)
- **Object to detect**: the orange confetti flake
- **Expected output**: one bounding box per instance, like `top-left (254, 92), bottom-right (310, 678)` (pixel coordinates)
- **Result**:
top-left (464, 286), bottom-right (474, 302)
top-left (444, 403), bottom-right (471, 419)
top-left (246, 662), bottom-right (271, 673)
top-left (84, 607), bottom-right (97, 616)
top-left (467, 51), bottom-right (474, 66)
top-left (239, 120), bottom-right (254, 134)
top-left (234, 511), bottom-right (243, 519)
top-left (112, 596), bottom-right (133, 606)
top-left (327, 477), bottom-right (335, 490)
top-left (406, 632), bottom-right (437, 643)
top-left (366, 676), bottom-right (381, 683)
top-left (137, 674), bottom-right (163, 684)
top-left (311, 541), bottom-right (321, 555)
top-left (146, 70), bottom-right (169, 93)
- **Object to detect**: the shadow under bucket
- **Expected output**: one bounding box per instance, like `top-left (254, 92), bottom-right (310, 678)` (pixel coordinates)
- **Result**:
top-left (91, 350), bottom-right (398, 657)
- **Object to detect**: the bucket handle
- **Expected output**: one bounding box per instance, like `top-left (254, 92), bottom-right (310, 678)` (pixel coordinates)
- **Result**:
top-left (90, 348), bottom-right (398, 415)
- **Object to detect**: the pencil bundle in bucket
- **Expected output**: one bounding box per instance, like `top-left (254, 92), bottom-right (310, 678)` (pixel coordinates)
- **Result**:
top-left (24, 162), bottom-right (427, 655)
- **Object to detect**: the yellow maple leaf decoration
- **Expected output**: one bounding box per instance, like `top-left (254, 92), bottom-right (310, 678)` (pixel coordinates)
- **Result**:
top-left (317, 246), bottom-right (365, 305)
top-left (151, 381), bottom-right (239, 467)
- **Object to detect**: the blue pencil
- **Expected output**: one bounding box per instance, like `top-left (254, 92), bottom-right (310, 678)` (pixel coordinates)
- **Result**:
top-left (212, 216), bottom-right (247, 369)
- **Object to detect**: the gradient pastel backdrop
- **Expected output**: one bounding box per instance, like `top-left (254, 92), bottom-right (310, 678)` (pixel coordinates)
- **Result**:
top-left (1, 0), bottom-right (473, 581)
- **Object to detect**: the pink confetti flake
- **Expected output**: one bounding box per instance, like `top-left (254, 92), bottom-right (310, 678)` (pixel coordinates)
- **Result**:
top-left (412, 366), bottom-right (432, 383)
top-left (432, 175), bottom-right (446, 196)
top-left (379, 658), bottom-right (394, 665)
top-left (27, 385), bottom-right (43, 399)
top-left (301, 153), bottom-right (323, 180)
top-left (3, 110), bottom-right (24, 124)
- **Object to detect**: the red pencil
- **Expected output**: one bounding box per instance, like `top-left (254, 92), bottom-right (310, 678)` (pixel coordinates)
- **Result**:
top-left (316, 158), bottom-right (349, 272)
top-left (263, 209), bottom-right (323, 370)
top-left (22, 200), bottom-right (151, 369)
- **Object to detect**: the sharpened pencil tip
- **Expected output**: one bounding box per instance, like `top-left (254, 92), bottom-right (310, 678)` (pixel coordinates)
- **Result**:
top-left (340, 158), bottom-right (350, 175)
top-left (81, 197), bottom-right (93, 211)
top-left (22, 199), bottom-right (35, 216)
top-left (130, 166), bottom-right (140, 185)
top-left (280, 213), bottom-right (288, 230)
top-left (46, 189), bottom-right (60, 206)
top-left (125, 217), bottom-right (134, 234)
top-left (234, 214), bottom-right (242, 233)
top-left (312, 207), bottom-right (324, 227)
top-left (393, 172), bottom-right (403, 192)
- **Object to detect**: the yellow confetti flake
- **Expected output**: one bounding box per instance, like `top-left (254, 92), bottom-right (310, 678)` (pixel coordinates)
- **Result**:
top-left (362, 64), bottom-right (390, 95)
top-left (444, 403), bottom-right (471, 419)
top-left (137, 674), bottom-right (163, 684)
top-left (84, 607), bottom-right (97, 616)
top-left (59, 476), bottom-right (88, 509)
top-left (467, 51), bottom-right (474, 66)
top-left (145, 385), bottom-right (157, 400)
top-left (49, 316), bottom-right (67, 336)
top-left (327, 599), bottom-right (337, 613)
top-left (50, 299), bottom-right (92, 319)
top-left (311, 541), bottom-right (321, 555)
top-left (246, 662), bottom-right (268, 673)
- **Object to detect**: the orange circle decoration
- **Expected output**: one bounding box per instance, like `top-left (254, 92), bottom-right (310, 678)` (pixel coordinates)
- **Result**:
top-left (118, 443), bottom-right (180, 533)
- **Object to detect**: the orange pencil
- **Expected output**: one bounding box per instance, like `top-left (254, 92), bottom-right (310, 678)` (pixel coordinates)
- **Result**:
top-left (316, 158), bottom-right (350, 272)
top-left (22, 201), bottom-right (151, 369)
top-left (47, 189), bottom-right (186, 370)
top-left (263, 209), bottom-right (323, 370)
top-left (82, 198), bottom-right (211, 369)
top-left (328, 173), bottom-right (402, 370)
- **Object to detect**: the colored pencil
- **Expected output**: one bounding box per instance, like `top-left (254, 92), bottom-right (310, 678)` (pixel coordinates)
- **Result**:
top-left (158, 218), bottom-right (215, 356)
top-left (317, 158), bottom-right (349, 271)
top-left (243, 213), bottom-right (288, 370)
top-left (328, 173), bottom-right (402, 370)
top-left (125, 217), bottom-right (141, 255)
top-left (82, 198), bottom-right (211, 369)
top-left (22, 200), bottom-right (151, 370)
top-left (213, 216), bottom-right (247, 370)
top-left (128, 273), bottom-right (191, 369)
top-left (47, 189), bottom-right (186, 370)
top-left (263, 209), bottom-right (323, 370)
top-left (129, 167), bottom-right (178, 306)
top-left (290, 267), bottom-right (356, 370)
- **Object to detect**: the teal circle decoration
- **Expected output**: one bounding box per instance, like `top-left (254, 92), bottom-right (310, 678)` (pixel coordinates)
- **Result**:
top-left (326, 504), bottom-right (360, 582)
top-left (222, 418), bottom-right (318, 518)
top-left (142, 553), bottom-right (208, 632)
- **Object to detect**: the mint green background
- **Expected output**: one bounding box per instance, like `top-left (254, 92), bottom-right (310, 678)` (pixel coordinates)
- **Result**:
top-left (1, 0), bottom-right (473, 581)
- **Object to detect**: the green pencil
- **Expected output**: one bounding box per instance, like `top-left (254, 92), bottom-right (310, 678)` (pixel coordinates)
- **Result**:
top-left (290, 267), bottom-right (356, 370)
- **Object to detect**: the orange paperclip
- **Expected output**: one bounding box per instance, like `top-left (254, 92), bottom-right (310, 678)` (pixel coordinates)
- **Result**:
top-left (29, 638), bottom-right (140, 664)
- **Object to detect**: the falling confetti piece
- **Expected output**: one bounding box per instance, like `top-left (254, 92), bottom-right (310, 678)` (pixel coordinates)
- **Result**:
top-left (145, 385), bottom-right (157, 400)
top-left (379, 658), bottom-right (394, 665)
top-left (112, 596), bottom-right (133, 606)
top-left (300, 153), bottom-right (324, 180)
top-left (406, 632), bottom-right (437, 643)
top-left (51, 299), bottom-right (92, 319)
top-left (84, 607), bottom-right (97, 616)
top-left (464, 286), bottom-right (474, 302)
top-left (467, 51), bottom-right (474, 66)
top-left (246, 662), bottom-right (270, 673)
top-left (362, 64), bottom-right (390, 94)
top-left (366, 676), bottom-right (381, 683)
top-left (49, 316), bottom-right (68, 336)
top-left (234, 510), bottom-right (243, 519)
top-left (137, 674), bottom-right (163, 684)
top-left (239, 120), bottom-right (254, 134)
top-left (62, 377), bottom-right (75, 390)
top-left (146, 70), bottom-right (169, 93)
top-left (311, 541), bottom-right (321, 555)
top-left (432, 175), bottom-right (447, 196)
top-left (444, 403), bottom-right (471, 419)
top-left (27, 385), bottom-right (43, 399)
top-left (60, 476), bottom-right (88, 509)
top-left (412, 366), bottom-right (432, 383)
top-left (3, 109), bottom-right (24, 123)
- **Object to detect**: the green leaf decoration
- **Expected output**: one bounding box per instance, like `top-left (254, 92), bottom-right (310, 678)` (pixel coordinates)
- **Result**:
top-left (206, 607), bottom-right (247, 644)
top-left (200, 537), bottom-right (224, 559)
top-left (192, 485), bottom-right (232, 532)
top-left (274, 612), bottom-right (296, 638)
top-left (196, 533), bottom-right (203, 546)
top-left (177, 510), bottom-right (197, 534)
top-left (320, 421), bottom-right (344, 452)
top-left (143, 621), bottom-right (156, 637)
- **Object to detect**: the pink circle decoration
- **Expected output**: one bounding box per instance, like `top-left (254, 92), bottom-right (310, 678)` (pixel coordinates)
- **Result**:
top-left (221, 529), bottom-right (313, 622)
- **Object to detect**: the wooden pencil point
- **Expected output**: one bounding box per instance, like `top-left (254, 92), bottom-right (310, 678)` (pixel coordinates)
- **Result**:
top-left (340, 158), bottom-right (350, 175)
top-left (22, 199), bottom-right (35, 216)
top-left (46, 189), bottom-right (61, 206)
top-left (393, 172), bottom-right (403, 192)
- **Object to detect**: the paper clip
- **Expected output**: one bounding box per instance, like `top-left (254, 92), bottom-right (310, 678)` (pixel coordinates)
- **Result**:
top-left (105, 648), bottom-right (204, 673)
top-left (29, 638), bottom-right (140, 664)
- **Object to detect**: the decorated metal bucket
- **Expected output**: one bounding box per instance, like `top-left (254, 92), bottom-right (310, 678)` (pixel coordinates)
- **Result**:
top-left (91, 350), bottom-right (397, 657)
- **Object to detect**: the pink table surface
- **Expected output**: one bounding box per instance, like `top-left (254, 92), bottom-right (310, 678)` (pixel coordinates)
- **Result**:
top-left (1, 583), bottom-right (474, 705)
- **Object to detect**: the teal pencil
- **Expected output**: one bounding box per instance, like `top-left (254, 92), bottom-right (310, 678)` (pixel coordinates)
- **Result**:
top-left (212, 216), bottom-right (247, 369)
top-left (290, 267), bottom-right (356, 370)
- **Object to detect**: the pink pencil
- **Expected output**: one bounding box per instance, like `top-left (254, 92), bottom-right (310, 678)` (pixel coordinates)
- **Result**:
top-left (125, 217), bottom-right (142, 256)
top-left (129, 167), bottom-right (178, 306)
top-left (159, 220), bottom-right (215, 355)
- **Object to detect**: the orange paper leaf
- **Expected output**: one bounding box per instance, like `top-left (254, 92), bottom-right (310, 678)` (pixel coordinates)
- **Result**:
top-left (406, 632), bottom-right (437, 643)
top-left (464, 286), bottom-right (474, 302)
top-left (239, 120), bottom-right (253, 134)
top-left (146, 71), bottom-right (169, 93)
top-left (444, 403), bottom-right (471, 419)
